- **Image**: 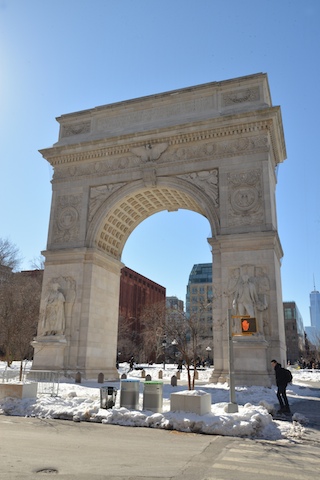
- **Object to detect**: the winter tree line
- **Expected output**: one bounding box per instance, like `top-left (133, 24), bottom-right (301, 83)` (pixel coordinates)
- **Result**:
top-left (0, 238), bottom-right (43, 371)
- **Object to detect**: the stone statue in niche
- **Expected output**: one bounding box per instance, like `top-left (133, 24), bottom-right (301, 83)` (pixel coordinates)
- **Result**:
top-left (228, 265), bottom-right (269, 324)
top-left (41, 282), bottom-right (66, 336)
top-left (40, 276), bottom-right (76, 337)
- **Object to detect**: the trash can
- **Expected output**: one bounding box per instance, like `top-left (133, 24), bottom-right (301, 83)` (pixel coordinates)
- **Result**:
top-left (119, 379), bottom-right (140, 409)
top-left (143, 381), bottom-right (163, 413)
top-left (100, 386), bottom-right (117, 409)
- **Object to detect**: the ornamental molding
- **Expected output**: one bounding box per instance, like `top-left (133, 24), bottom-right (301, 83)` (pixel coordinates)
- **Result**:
top-left (51, 130), bottom-right (270, 183)
top-left (44, 119), bottom-right (272, 170)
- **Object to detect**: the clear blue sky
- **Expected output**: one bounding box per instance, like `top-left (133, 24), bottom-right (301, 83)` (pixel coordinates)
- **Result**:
top-left (1, 0), bottom-right (319, 326)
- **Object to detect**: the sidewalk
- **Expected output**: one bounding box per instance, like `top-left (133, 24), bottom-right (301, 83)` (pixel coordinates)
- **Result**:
top-left (287, 381), bottom-right (320, 442)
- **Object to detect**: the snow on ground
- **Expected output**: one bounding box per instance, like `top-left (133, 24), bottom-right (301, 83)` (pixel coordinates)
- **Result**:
top-left (1, 361), bottom-right (319, 441)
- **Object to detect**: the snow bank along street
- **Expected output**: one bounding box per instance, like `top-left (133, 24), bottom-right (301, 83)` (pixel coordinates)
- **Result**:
top-left (1, 362), bottom-right (319, 441)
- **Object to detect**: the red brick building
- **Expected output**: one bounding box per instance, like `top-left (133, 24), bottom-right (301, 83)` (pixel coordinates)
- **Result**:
top-left (118, 267), bottom-right (166, 361)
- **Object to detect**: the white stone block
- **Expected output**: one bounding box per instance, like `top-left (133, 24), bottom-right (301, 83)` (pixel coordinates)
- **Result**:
top-left (170, 390), bottom-right (211, 415)
top-left (0, 382), bottom-right (38, 400)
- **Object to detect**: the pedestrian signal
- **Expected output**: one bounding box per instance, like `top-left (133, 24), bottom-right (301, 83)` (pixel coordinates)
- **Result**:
top-left (241, 317), bottom-right (257, 334)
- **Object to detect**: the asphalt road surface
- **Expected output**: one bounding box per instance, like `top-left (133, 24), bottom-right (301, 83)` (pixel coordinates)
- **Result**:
top-left (1, 414), bottom-right (320, 480)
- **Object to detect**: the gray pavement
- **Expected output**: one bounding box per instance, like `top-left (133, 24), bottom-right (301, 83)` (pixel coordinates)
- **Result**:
top-left (1, 379), bottom-right (319, 480)
top-left (1, 393), bottom-right (320, 480)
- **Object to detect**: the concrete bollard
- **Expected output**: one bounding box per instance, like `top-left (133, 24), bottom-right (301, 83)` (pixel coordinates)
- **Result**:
top-left (145, 374), bottom-right (152, 381)
top-left (176, 371), bottom-right (180, 380)
top-left (171, 375), bottom-right (177, 387)
top-left (98, 373), bottom-right (104, 384)
top-left (194, 370), bottom-right (199, 380)
top-left (141, 369), bottom-right (146, 378)
top-left (158, 370), bottom-right (163, 379)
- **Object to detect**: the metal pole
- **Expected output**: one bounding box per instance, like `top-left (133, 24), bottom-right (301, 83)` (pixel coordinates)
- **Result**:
top-left (226, 308), bottom-right (238, 413)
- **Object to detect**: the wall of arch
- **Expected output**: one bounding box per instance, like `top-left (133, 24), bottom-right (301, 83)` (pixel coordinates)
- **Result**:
top-left (32, 73), bottom-right (287, 386)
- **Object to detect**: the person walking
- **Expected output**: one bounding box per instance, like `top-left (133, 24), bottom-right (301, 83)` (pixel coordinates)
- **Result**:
top-left (271, 359), bottom-right (291, 414)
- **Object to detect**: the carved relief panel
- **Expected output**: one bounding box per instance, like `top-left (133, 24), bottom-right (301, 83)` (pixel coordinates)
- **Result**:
top-left (227, 169), bottom-right (264, 227)
top-left (52, 194), bottom-right (82, 244)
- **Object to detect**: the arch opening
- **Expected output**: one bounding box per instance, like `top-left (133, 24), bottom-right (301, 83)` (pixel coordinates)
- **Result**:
top-left (92, 184), bottom-right (214, 260)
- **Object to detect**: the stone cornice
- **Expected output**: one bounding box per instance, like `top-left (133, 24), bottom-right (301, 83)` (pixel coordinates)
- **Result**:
top-left (215, 230), bottom-right (284, 260)
top-left (40, 107), bottom-right (285, 171)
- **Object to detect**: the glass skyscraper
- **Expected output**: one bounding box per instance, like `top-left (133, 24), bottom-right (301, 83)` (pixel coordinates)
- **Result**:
top-left (306, 289), bottom-right (320, 344)
top-left (186, 263), bottom-right (213, 342)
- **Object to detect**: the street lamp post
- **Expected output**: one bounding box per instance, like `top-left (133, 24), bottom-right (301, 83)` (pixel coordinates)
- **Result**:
top-left (226, 309), bottom-right (238, 413)
top-left (206, 346), bottom-right (211, 365)
top-left (162, 337), bottom-right (167, 370)
top-left (171, 339), bottom-right (178, 363)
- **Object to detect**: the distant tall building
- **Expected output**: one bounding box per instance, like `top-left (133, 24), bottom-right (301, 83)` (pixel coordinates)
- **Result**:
top-left (310, 289), bottom-right (320, 330)
top-left (166, 296), bottom-right (184, 312)
top-left (283, 301), bottom-right (305, 363)
top-left (186, 263), bottom-right (213, 342)
top-left (306, 288), bottom-right (320, 344)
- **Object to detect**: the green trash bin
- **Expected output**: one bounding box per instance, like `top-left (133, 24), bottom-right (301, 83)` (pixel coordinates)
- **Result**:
top-left (120, 379), bottom-right (140, 409)
top-left (100, 386), bottom-right (117, 409)
top-left (143, 381), bottom-right (163, 413)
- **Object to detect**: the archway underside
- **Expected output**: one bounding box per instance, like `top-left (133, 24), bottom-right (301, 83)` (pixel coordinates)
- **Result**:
top-left (95, 186), bottom-right (207, 259)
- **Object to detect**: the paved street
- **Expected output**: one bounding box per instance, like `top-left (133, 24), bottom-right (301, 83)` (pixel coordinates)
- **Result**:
top-left (1, 410), bottom-right (320, 480)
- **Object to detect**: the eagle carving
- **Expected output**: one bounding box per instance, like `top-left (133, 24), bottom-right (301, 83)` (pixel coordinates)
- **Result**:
top-left (131, 143), bottom-right (168, 163)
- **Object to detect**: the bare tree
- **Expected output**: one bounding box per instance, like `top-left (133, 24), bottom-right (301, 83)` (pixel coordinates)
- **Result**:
top-left (303, 331), bottom-right (320, 368)
top-left (0, 271), bottom-right (42, 379)
top-left (117, 315), bottom-right (144, 363)
top-left (140, 302), bottom-right (167, 362)
top-left (29, 255), bottom-right (45, 270)
top-left (0, 237), bottom-right (22, 271)
top-left (165, 309), bottom-right (207, 390)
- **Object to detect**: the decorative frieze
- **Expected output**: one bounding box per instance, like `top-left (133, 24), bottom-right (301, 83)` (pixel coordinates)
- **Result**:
top-left (52, 132), bottom-right (269, 181)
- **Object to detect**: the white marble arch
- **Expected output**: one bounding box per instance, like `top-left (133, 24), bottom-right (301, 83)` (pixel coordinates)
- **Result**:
top-left (32, 73), bottom-right (287, 385)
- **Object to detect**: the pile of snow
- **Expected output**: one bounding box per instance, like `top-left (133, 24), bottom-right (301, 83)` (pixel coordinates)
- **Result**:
top-left (1, 362), bottom-right (319, 441)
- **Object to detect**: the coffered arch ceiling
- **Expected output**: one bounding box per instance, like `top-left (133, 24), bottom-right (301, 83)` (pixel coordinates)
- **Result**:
top-left (91, 181), bottom-right (217, 260)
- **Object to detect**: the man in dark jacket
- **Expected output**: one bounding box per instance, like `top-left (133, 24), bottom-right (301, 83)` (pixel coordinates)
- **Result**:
top-left (271, 359), bottom-right (291, 414)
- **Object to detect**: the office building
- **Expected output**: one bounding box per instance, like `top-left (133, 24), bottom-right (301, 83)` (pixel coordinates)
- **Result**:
top-left (166, 296), bottom-right (184, 312)
top-left (283, 301), bottom-right (305, 364)
top-left (186, 263), bottom-right (213, 341)
top-left (306, 288), bottom-right (320, 345)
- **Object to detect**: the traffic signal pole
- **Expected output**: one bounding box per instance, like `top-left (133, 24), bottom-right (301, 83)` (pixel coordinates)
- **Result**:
top-left (225, 309), bottom-right (238, 413)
